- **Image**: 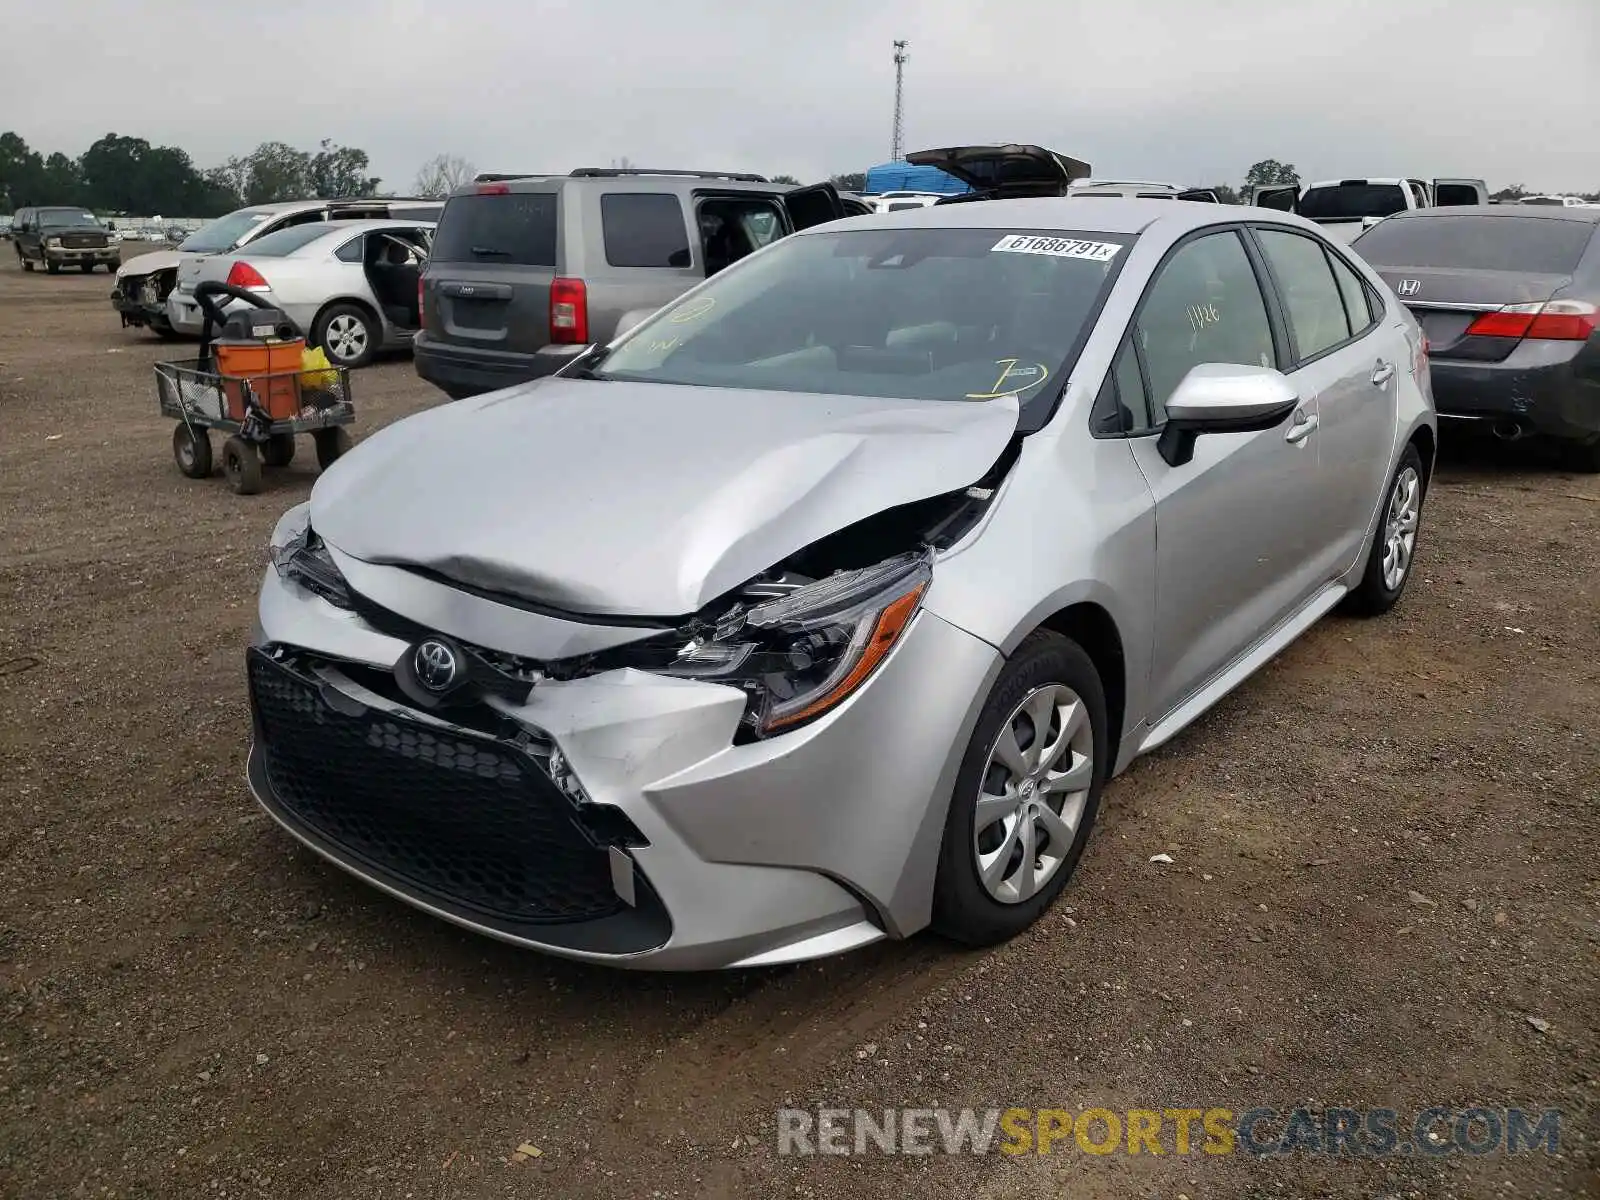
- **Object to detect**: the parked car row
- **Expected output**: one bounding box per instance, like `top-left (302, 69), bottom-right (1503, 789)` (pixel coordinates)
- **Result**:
top-left (247, 170), bottom-right (1444, 969)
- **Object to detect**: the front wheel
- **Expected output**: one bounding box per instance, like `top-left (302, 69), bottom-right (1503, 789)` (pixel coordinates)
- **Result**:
top-left (172, 423), bottom-right (213, 479)
top-left (315, 304), bottom-right (377, 369)
top-left (931, 631), bottom-right (1108, 947)
top-left (1341, 444), bottom-right (1426, 616)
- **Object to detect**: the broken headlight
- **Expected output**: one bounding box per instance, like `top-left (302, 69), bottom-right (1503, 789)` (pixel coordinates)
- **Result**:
top-left (268, 505), bottom-right (353, 610)
top-left (662, 549), bottom-right (932, 738)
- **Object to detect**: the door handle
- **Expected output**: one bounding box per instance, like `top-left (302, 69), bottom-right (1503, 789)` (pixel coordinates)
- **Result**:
top-left (1285, 410), bottom-right (1319, 444)
top-left (1371, 360), bottom-right (1396, 387)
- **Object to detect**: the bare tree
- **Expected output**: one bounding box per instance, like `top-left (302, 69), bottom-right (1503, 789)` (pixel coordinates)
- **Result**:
top-left (412, 153), bottom-right (476, 198)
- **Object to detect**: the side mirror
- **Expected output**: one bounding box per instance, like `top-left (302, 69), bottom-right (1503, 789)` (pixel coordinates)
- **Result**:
top-left (1157, 363), bottom-right (1300, 468)
top-left (613, 307), bottom-right (658, 341)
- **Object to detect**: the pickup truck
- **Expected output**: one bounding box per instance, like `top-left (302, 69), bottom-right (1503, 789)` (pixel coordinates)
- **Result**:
top-left (1249, 177), bottom-right (1488, 243)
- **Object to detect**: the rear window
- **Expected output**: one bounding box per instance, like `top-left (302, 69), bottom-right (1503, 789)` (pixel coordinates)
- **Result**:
top-left (600, 193), bottom-right (691, 268)
top-left (236, 224), bottom-right (334, 257)
top-left (1433, 183), bottom-right (1480, 206)
top-left (596, 226), bottom-right (1127, 423)
top-left (430, 192), bottom-right (557, 266)
top-left (1299, 184), bottom-right (1408, 220)
top-left (1354, 215), bottom-right (1596, 274)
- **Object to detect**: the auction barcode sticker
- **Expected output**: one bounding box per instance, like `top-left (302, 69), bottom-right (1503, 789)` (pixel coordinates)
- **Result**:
top-left (991, 234), bottom-right (1122, 261)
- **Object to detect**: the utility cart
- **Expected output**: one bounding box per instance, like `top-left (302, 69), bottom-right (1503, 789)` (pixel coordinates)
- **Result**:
top-left (154, 281), bottom-right (355, 495)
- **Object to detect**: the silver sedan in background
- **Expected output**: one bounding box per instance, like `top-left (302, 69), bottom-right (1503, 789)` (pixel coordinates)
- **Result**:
top-left (250, 198), bottom-right (1434, 969)
top-left (174, 219), bottom-right (433, 367)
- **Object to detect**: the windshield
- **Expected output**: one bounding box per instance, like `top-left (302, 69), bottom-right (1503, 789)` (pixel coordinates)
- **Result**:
top-left (39, 209), bottom-right (102, 229)
top-left (179, 208), bottom-right (278, 254)
top-left (1298, 184), bottom-right (1408, 220)
top-left (1354, 215), bottom-right (1596, 274)
top-left (595, 227), bottom-right (1127, 417)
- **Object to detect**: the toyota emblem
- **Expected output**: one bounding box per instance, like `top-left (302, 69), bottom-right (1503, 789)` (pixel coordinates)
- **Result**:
top-left (413, 639), bottom-right (460, 692)
top-left (1396, 279), bottom-right (1421, 297)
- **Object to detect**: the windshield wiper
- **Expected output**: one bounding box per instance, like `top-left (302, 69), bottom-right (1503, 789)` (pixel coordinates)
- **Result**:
top-left (470, 245), bottom-right (511, 257)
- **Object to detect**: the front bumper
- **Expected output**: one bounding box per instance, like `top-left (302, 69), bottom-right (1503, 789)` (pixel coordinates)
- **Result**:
top-left (248, 561), bottom-right (1002, 969)
top-left (111, 278), bottom-right (171, 329)
top-left (44, 245), bottom-right (118, 265)
top-left (1429, 338), bottom-right (1600, 444)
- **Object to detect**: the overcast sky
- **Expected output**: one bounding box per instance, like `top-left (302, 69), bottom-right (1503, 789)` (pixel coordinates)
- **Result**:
top-left (4, 0), bottom-right (1598, 195)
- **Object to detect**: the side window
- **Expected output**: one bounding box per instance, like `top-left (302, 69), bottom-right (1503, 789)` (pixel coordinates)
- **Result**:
top-left (1325, 250), bottom-right (1377, 336)
top-left (600, 193), bottom-right (691, 268)
top-left (280, 210), bottom-right (328, 231)
top-left (1115, 336), bottom-right (1155, 432)
top-left (1255, 228), bottom-right (1352, 359)
top-left (334, 235), bottom-right (364, 263)
top-left (1135, 230), bottom-right (1277, 418)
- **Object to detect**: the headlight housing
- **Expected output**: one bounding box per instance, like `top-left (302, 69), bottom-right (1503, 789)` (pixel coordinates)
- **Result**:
top-left (268, 505), bottom-right (353, 610)
top-left (659, 549), bottom-right (932, 738)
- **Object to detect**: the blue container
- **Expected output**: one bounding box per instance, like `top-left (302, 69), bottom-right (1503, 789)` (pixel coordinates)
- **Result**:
top-left (861, 162), bottom-right (970, 196)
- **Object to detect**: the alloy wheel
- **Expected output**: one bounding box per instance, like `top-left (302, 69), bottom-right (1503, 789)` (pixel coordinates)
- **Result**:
top-left (325, 314), bottom-right (369, 363)
top-left (1382, 465), bottom-right (1421, 591)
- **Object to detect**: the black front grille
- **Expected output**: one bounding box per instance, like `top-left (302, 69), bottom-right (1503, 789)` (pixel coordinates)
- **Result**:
top-left (248, 649), bottom-right (624, 925)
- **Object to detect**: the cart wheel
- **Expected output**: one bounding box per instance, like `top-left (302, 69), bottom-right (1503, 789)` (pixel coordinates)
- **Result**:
top-left (172, 424), bottom-right (213, 479)
top-left (314, 427), bottom-right (353, 471)
top-left (262, 433), bottom-right (296, 468)
top-left (222, 437), bottom-right (263, 495)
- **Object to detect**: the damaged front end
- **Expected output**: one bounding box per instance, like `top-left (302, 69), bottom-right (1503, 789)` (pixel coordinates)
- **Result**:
top-left (112, 265), bottom-right (177, 332)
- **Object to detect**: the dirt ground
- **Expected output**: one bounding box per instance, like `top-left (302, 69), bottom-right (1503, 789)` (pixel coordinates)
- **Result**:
top-left (1, 248), bottom-right (1596, 1200)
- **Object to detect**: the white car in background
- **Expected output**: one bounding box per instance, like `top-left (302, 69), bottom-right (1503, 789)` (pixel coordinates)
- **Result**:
top-left (1069, 179), bottom-right (1221, 202)
top-left (870, 191), bottom-right (945, 213)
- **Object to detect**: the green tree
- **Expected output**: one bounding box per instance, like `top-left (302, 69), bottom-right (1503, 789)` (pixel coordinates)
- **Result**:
top-left (79, 133), bottom-right (214, 214)
top-left (1208, 183), bottom-right (1240, 204)
top-left (39, 152), bottom-right (82, 204)
top-left (1241, 159), bottom-right (1300, 195)
top-left (243, 142), bottom-right (313, 204)
top-left (1490, 184), bottom-right (1527, 202)
top-left (770, 174), bottom-right (800, 186)
top-left (0, 131), bottom-right (45, 210)
top-left (830, 171), bottom-right (866, 192)
top-left (309, 139), bottom-right (380, 198)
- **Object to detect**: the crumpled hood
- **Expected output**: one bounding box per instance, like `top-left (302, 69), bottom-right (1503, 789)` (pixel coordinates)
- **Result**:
top-left (116, 248), bottom-right (181, 280)
top-left (310, 378), bottom-right (1018, 617)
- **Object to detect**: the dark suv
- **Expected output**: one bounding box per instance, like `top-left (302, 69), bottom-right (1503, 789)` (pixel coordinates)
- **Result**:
top-left (11, 207), bottom-right (118, 273)
top-left (414, 169), bottom-right (858, 398)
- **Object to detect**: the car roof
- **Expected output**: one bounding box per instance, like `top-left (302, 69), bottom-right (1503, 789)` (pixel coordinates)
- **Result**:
top-left (809, 196), bottom-right (1269, 237)
top-left (1377, 204), bottom-right (1600, 224)
top-left (237, 198), bottom-right (435, 214)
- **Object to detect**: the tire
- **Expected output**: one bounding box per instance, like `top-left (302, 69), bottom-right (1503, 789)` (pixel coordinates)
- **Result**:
top-left (1341, 444), bottom-right (1426, 616)
top-left (261, 433), bottom-right (296, 468)
top-left (931, 630), bottom-right (1109, 947)
top-left (315, 303), bottom-right (377, 369)
top-left (172, 424), bottom-right (213, 479)
top-left (1558, 437), bottom-right (1600, 474)
top-left (313, 426), bottom-right (353, 471)
top-left (222, 436), bottom-right (263, 495)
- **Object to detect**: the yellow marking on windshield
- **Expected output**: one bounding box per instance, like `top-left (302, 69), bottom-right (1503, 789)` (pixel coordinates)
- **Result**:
top-left (966, 358), bottom-right (1050, 400)
top-left (669, 296), bottom-right (717, 323)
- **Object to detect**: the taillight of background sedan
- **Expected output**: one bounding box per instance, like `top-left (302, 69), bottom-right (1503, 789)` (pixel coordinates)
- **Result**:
top-left (248, 198), bottom-right (1435, 969)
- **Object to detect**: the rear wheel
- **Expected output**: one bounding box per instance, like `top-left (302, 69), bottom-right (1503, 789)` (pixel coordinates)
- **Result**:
top-left (1341, 444), bottom-right (1426, 616)
top-left (172, 424), bottom-right (213, 479)
top-left (222, 437), bottom-right (263, 495)
top-left (315, 304), bottom-right (377, 369)
top-left (931, 631), bottom-right (1107, 947)
top-left (313, 426), bottom-right (352, 470)
top-left (261, 433), bottom-right (296, 468)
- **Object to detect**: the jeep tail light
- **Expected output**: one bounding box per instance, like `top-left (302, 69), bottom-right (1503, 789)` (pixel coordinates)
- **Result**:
top-left (550, 277), bottom-right (589, 344)
top-left (1464, 300), bottom-right (1597, 342)
top-left (225, 261), bottom-right (270, 291)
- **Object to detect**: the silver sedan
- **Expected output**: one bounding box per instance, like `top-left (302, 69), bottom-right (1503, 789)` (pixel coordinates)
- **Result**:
top-left (173, 219), bottom-right (433, 368)
top-left (250, 198), bottom-right (1434, 969)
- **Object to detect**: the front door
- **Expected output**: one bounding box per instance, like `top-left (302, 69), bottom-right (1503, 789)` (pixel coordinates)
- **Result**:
top-left (1121, 228), bottom-right (1326, 720)
top-left (779, 183), bottom-right (846, 231)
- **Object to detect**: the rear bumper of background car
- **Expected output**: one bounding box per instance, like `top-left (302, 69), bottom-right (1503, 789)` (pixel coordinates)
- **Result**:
top-left (1429, 338), bottom-right (1600, 444)
top-left (413, 333), bottom-right (588, 398)
top-left (248, 562), bottom-right (1001, 969)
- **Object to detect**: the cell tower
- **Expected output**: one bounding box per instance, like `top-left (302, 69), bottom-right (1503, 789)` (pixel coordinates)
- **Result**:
top-left (891, 40), bottom-right (909, 162)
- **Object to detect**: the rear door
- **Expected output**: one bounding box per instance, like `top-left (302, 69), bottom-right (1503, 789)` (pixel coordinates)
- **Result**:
top-left (1251, 185), bottom-right (1299, 211)
top-left (1432, 178), bottom-right (1487, 207)
top-left (421, 185), bottom-right (561, 356)
top-left (779, 182), bottom-right (846, 230)
top-left (1250, 224), bottom-right (1399, 569)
